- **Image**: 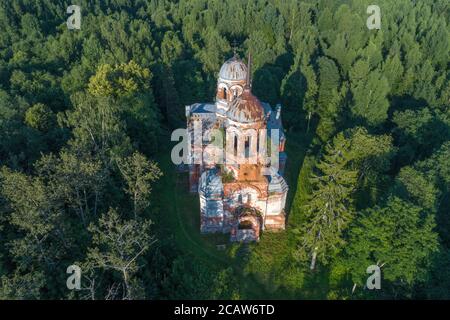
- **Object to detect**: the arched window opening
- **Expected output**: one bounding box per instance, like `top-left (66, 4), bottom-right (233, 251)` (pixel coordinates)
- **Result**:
top-left (234, 135), bottom-right (238, 157)
top-left (257, 133), bottom-right (260, 153)
top-left (238, 220), bottom-right (253, 230)
top-left (223, 87), bottom-right (227, 100)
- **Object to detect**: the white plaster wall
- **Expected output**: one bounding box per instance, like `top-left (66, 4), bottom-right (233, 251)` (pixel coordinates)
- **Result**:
top-left (227, 186), bottom-right (260, 209)
top-left (224, 126), bottom-right (265, 165)
top-left (199, 194), bottom-right (206, 214)
top-left (266, 195), bottom-right (282, 215)
top-left (255, 200), bottom-right (267, 215)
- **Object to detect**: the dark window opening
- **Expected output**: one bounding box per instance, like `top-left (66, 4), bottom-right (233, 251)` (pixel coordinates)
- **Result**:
top-left (234, 135), bottom-right (238, 156)
top-left (238, 220), bottom-right (253, 230)
top-left (257, 134), bottom-right (260, 153)
top-left (245, 136), bottom-right (250, 158)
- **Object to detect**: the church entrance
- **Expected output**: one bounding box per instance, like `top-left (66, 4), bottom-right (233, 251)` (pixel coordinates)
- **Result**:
top-left (230, 206), bottom-right (262, 242)
top-left (238, 220), bottom-right (253, 230)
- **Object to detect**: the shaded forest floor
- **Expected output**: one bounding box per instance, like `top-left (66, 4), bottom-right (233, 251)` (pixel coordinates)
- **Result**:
top-left (152, 131), bottom-right (331, 299)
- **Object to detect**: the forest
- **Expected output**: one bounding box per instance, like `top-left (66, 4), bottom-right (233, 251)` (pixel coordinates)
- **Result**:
top-left (0, 0), bottom-right (448, 300)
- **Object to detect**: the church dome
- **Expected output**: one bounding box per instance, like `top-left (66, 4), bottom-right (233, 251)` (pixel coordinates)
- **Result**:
top-left (219, 56), bottom-right (248, 81)
top-left (226, 88), bottom-right (265, 123)
top-left (267, 167), bottom-right (288, 194)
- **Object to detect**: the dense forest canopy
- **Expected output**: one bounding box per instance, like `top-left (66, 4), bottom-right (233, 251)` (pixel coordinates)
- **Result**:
top-left (0, 0), bottom-right (448, 299)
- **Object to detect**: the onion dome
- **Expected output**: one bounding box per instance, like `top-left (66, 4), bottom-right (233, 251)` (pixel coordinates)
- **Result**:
top-left (219, 56), bottom-right (248, 81)
top-left (226, 87), bottom-right (265, 123)
top-left (199, 168), bottom-right (223, 198)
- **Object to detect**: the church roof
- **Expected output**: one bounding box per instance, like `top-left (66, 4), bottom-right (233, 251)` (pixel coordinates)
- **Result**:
top-left (219, 56), bottom-right (248, 81)
top-left (199, 167), bottom-right (223, 198)
top-left (226, 88), bottom-right (265, 123)
top-left (263, 102), bottom-right (286, 141)
top-left (190, 103), bottom-right (216, 114)
top-left (267, 167), bottom-right (289, 194)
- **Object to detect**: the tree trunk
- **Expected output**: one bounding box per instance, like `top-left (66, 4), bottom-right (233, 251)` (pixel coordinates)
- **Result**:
top-left (310, 247), bottom-right (318, 270)
top-left (122, 269), bottom-right (131, 300)
top-left (306, 112), bottom-right (312, 133)
top-left (133, 192), bottom-right (137, 220)
top-left (76, 189), bottom-right (86, 226)
top-left (289, 9), bottom-right (296, 42)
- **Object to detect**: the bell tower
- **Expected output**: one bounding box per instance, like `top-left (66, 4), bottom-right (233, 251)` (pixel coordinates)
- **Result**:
top-left (216, 55), bottom-right (248, 119)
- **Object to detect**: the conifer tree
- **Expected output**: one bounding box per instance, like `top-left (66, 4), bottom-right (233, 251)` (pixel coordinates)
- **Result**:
top-left (349, 59), bottom-right (390, 126)
top-left (298, 128), bottom-right (394, 270)
top-left (316, 57), bottom-right (342, 141)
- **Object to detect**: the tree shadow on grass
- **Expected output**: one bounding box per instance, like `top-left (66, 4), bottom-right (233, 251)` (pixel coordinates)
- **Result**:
top-left (283, 131), bottom-right (315, 225)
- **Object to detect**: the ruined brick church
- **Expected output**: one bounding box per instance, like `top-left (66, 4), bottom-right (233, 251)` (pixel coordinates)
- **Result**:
top-left (184, 54), bottom-right (288, 242)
